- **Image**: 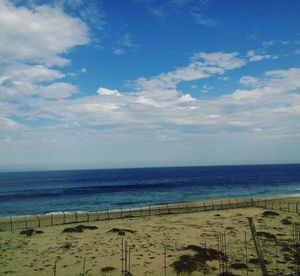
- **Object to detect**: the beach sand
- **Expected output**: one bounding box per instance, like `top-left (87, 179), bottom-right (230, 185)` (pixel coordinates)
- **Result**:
top-left (0, 197), bottom-right (299, 275)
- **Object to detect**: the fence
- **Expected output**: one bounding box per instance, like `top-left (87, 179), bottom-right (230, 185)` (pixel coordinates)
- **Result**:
top-left (0, 197), bottom-right (299, 232)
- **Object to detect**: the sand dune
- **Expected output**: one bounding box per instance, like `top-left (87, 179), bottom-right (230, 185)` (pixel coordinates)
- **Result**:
top-left (0, 197), bottom-right (299, 275)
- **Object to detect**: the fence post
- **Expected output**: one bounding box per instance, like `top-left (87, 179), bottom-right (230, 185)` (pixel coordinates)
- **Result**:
top-left (107, 209), bottom-right (110, 220)
top-left (203, 202), bottom-right (206, 211)
top-left (25, 216), bottom-right (27, 228)
top-left (296, 202), bottom-right (299, 213)
top-left (10, 216), bottom-right (13, 232)
top-left (212, 201), bottom-right (215, 210)
top-left (149, 205), bottom-right (151, 216)
top-left (264, 199), bottom-right (267, 209)
top-left (75, 212), bottom-right (78, 222)
top-left (37, 216), bottom-right (40, 228)
top-left (247, 217), bottom-right (269, 276)
top-left (120, 208), bottom-right (123, 218)
top-left (82, 257), bottom-right (86, 276)
top-left (221, 200), bottom-right (223, 210)
top-left (271, 200), bottom-right (274, 210)
top-left (53, 259), bottom-right (58, 276)
top-left (279, 201), bottom-right (282, 211)
top-left (164, 245), bottom-right (167, 276)
top-left (51, 214), bottom-right (53, 226)
top-left (288, 202), bottom-right (290, 213)
top-left (236, 198), bottom-right (239, 208)
top-left (86, 212), bottom-right (89, 222)
top-left (63, 211), bottom-right (66, 224)
top-left (140, 205), bottom-right (143, 217)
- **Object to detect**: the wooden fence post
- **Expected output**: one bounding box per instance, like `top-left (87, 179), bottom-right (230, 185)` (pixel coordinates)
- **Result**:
top-left (149, 205), bottom-right (151, 216)
top-left (82, 257), bottom-right (86, 276)
top-left (107, 209), bottom-right (110, 220)
top-left (247, 217), bottom-right (269, 276)
top-left (53, 259), bottom-right (57, 276)
top-left (25, 216), bottom-right (27, 228)
top-left (235, 198), bottom-right (239, 208)
top-left (279, 201), bottom-right (282, 211)
top-left (288, 202), bottom-right (290, 213)
top-left (221, 200), bottom-right (223, 210)
top-left (51, 214), bottom-right (53, 226)
top-left (63, 211), bottom-right (66, 224)
top-left (164, 245), bottom-right (167, 276)
top-left (86, 212), bottom-right (89, 222)
top-left (37, 216), bottom-right (40, 228)
top-left (75, 212), bottom-right (78, 222)
top-left (10, 216), bottom-right (13, 232)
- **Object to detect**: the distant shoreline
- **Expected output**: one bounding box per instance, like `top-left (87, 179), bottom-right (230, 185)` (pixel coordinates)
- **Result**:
top-left (1, 162), bottom-right (300, 173)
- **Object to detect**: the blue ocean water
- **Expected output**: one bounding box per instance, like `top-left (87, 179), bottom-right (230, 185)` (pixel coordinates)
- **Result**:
top-left (0, 164), bottom-right (299, 217)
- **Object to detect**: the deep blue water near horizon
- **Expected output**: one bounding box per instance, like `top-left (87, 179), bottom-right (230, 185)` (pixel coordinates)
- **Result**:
top-left (0, 164), bottom-right (300, 217)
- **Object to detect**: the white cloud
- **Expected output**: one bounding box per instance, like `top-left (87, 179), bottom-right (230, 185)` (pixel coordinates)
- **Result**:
top-left (180, 94), bottom-right (196, 102)
top-left (113, 33), bottom-right (139, 55)
top-left (0, 1), bottom-right (89, 101)
top-left (39, 82), bottom-right (78, 99)
top-left (113, 48), bottom-right (125, 55)
top-left (0, 117), bottom-right (20, 130)
top-left (191, 12), bottom-right (218, 27)
top-left (201, 84), bottom-right (213, 93)
top-left (97, 87), bottom-right (121, 96)
top-left (0, 0), bottom-right (89, 66)
top-left (0, 63), bottom-right (64, 84)
top-left (239, 76), bottom-right (259, 87)
top-left (1, 45), bottom-right (300, 155)
top-left (136, 96), bottom-right (160, 107)
top-left (247, 50), bottom-right (277, 62)
top-left (136, 52), bottom-right (245, 90)
top-left (262, 40), bottom-right (290, 48)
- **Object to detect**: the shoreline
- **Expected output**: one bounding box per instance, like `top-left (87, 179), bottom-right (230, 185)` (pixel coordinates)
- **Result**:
top-left (1, 196), bottom-right (299, 232)
top-left (1, 194), bottom-right (299, 219)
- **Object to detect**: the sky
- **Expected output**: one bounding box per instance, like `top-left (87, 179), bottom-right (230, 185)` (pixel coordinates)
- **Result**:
top-left (0, 0), bottom-right (300, 170)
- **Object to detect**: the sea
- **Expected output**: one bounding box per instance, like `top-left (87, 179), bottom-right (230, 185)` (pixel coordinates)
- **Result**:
top-left (0, 164), bottom-right (299, 217)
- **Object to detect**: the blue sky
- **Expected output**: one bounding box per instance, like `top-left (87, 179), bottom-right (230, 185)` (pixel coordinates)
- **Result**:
top-left (0, 0), bottom-right (300, 170)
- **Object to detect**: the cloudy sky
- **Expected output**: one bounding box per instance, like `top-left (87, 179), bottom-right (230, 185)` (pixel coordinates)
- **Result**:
top-left (0, 0), bottom-right (300, 170)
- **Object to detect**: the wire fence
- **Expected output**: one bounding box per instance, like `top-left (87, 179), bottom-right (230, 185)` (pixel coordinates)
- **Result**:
top-left (0, 197), bottom-right (299, 232)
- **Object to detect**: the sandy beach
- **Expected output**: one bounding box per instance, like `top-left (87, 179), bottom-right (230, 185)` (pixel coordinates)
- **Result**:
top-left (0, 197), bottom-right (299, 276)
